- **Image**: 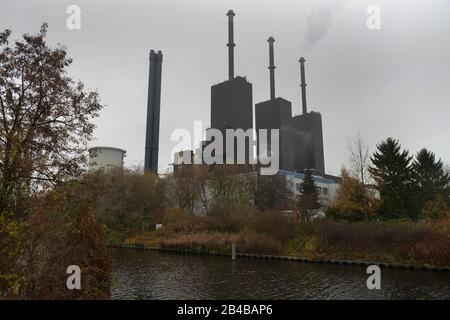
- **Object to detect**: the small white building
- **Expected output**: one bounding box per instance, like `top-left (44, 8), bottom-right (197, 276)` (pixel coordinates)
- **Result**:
top-left (278, 170), bottom-right (341, 208)
top-left (88, 146), bottom-right (126, 172)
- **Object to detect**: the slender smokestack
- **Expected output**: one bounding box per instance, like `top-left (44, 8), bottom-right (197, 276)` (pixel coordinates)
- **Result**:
top-left (227, 10), bottom-right (236, 80)
top-left (145, 50), bottom-right (163, 173)
top-left (268, 36), bottom-right (276, 100)
top-left (299, 57), bottom-right (307, 114)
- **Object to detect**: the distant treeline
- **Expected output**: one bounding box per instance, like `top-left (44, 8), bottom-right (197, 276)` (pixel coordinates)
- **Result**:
top-left (329, 137), bottom-right (450, 221)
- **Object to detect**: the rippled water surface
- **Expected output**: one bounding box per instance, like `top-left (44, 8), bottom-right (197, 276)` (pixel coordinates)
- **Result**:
top-left (111, 248), bottom-right (450, 300)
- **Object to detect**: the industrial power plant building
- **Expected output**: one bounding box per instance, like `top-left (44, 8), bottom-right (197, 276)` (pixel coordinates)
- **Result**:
top-left (255, 39), bottom-right (325, 175)
top-left (170, 10), bottom-right (328, 174)
top-left (208, 11), bottom-right (254, 166)
top-left (144, 9), bottom-right (340, 209)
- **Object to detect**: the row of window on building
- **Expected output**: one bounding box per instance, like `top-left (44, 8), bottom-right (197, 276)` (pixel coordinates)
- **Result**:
top-left (286, 180), bottom-right (329, 196)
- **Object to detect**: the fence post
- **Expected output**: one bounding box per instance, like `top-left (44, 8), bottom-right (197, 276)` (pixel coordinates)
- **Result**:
top-left (231, 243), bottom-right (236, 260)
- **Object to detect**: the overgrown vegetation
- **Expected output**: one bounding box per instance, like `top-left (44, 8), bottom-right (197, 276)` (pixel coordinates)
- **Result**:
top-left (0, 25), bottom-right (109, 299)
top-left (79, 136), bottom-right (450, 269)
top-left (125, 208), bottom-right (450, 267)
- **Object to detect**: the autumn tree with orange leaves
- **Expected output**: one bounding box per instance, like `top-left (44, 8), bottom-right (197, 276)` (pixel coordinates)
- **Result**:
top-left (0, 24), bottom-right (106, 298)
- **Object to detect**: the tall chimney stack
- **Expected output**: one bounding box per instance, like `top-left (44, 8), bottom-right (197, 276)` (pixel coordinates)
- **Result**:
top-left (145, 50), bottom-right (163, 174)
top-left (299, 57), bottom-right (307, 114)
top-left (268, 36), bottom-right (276, 100)
top-left (227, 10), bottom-right (236, 80)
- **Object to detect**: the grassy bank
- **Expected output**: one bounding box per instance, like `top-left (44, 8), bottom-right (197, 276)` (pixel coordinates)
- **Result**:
top-left (122, 210), bottom-right (450, 267)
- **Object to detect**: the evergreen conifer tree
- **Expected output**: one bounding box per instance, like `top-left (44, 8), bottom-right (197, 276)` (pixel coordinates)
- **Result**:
top-left (296, 170), bottom-right (320, 221)
top-left (412, 149), bottom-right (450, 217)
top-left (369, 138), bottom-right (414, 219)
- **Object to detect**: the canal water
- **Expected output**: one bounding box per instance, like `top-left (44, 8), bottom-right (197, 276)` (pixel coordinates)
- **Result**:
top-left (111, 248), bottom-right (450, 300)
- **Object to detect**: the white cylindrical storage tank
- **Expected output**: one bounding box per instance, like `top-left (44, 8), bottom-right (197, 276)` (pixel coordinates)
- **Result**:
top-left (88, 146), bottom-right (126, 172)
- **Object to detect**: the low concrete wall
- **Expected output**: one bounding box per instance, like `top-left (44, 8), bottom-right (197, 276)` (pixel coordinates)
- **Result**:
top-left (110, 244), bottom-right (450, 273)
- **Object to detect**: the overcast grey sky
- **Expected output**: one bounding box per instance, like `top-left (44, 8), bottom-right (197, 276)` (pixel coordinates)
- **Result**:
top-left (1, 0), bottom-right (449, 175)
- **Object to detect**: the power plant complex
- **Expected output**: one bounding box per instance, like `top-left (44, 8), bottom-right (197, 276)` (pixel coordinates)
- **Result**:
top-left (173, 10), bottom-right (337, 208)
top-left (90, 9), bottom-right (339, 207)
top-left (203, 10), bottom-right (325, 174)
top-left (164, 10), bottom-right (327, 175)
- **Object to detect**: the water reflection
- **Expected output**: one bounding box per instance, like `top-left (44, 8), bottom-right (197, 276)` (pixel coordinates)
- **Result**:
top-left (111, 248), bottom-right (450, 300)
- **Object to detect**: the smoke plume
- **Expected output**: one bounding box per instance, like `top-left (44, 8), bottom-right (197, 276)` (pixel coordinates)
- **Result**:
top-left (303, 0), bottom-right (345, 52)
